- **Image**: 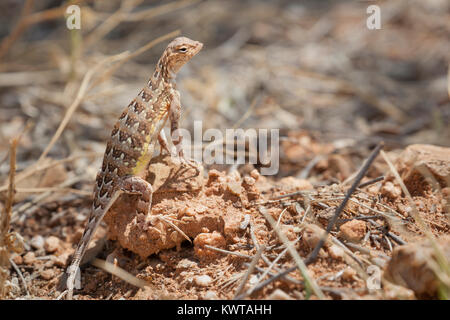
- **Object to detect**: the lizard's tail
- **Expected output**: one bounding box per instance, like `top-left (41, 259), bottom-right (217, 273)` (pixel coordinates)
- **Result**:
top-left (65, 205), bottom-right (103, 300)
top-left (65, 227), bottom-right (92, 300)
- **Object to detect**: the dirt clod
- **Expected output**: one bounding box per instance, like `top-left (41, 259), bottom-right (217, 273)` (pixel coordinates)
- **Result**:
top-left (302, 224), bottom-right (328, 249)
top-left (339, 220), bottom-right (366, 243)
top-left (30, 235), bottom-right (45, 251)
top-left (194, 231), bottom-right (226, 260)
top-left (194, 275), bottom-right (213, 287)
top-left (40, 269), bottom-right (55, 280)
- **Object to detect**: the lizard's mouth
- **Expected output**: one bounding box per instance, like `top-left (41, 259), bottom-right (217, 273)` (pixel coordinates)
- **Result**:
top-left (193, 41), bottom-right (203, 55)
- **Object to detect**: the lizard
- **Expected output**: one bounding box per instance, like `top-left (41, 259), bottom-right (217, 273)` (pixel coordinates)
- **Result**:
top-left (64, 37), bottom-right (203, 299)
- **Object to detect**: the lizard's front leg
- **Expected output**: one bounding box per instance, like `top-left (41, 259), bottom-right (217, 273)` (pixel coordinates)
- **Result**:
top-left (169, 92), bottom-right (199, 172)
top-left (158, 129), bottom-right (177, 157)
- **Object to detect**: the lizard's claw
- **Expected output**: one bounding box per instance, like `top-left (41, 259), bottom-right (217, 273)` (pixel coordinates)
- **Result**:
top-left (180, 156), bottom-right (200, 175)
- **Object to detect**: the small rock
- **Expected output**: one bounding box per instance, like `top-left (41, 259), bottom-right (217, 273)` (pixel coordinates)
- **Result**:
top-left (194, 275), bottom-right (213, 287)
top-left (195, 204), bottom-right (208, 214)
top-left (30, 235), bottom-right (45, 250)
top-left (279, 224), bottom-right (297, 241)
top-left (341, 267), bottom-right (357, 281)
top-left (339, 220), bottom-right (366, 243)
top-left (250, 169), bottom-right (260, 180)
top-left (23, 252), bottom-right (36, 265)
top-left (249, 274), bottom-right (259, 285)
top-left (53, 252), bottom-right (70, 267)
top-left (10, 253), bottom-right (23, 265)
top-left (44, 236), bottom-right (60, 253)
top-left (328, 244), bottom-right (345, 260)
top-left (44, 259), bottom-right (54, 268)
top-left (40, 269), bottom-right (55, 280)
top-left (317, 207), bottom-right (335, 227)
top-left (227, 181), bottom-right (242, 196)
top-left (302, 224), bottom-right (327, 249)
top-left (176, 258), bottom-right (197, 270)
top-left (267, 289), bottom-right (294, 300)
top-left (203, 291), bottom-right (219, 300)
top-left (243, 176), bottom-right (255, 186)
top-left (381, 181), bottom-right (402, 199)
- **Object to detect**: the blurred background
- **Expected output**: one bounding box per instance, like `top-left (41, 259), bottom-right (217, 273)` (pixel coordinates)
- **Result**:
top-left (0, 0), bottom-right (449, 181)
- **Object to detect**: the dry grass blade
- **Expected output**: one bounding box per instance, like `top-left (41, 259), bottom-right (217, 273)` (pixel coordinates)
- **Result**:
top-left (233, 245), bottom-right (265, 300)
top-left (9, 258), bottom-right (29, 296)
top-left (14, 187), bottom-right (91, 196)
top-left (251, 143), bottom-right (385, 295)
top-left (37, 51), bottom-right (129, 164)
top-left (0, 138), bottom-right (18, 298)
top-left (11, 175), bottom-right (87, 223)
top-left (0, 152), bottom-right (99, 193)
top-left (1, 139), bottom-right (17, 236)
top-left (245, 242), bottom-right (294, 297)
top-left (155, 215), bottom-right (191, 243)
top-left (308, 142), bottom-right (384, 264)
top-left (358, 175), bottom-right (384, 188)
top-left (204, 245), bottom-right (251, 259)
top-left (262, 211), bottom-right (324, 299)
top-left (91, 258), bottom-right (149, 289)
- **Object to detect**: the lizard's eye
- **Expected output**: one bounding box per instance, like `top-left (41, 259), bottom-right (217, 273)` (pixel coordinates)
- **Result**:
top-left (178, 47), bottom-right (187, 53)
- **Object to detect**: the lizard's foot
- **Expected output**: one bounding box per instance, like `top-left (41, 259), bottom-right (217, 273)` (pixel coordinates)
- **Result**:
top-left (179, 155), bottom-right (200, 175)
top-left (119, 176), bottom-right (153, 215)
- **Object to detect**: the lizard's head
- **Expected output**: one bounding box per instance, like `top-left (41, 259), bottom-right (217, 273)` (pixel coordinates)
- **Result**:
top-left (164, 37), bottom-right (203, 75)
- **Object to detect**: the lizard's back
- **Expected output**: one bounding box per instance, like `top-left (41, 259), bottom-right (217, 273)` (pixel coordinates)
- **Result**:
top-left (93, 80), bottom-right (173, 212)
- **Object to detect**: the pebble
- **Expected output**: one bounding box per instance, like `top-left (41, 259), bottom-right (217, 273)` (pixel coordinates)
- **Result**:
top-left (243, 176), bottom-right (255, 186)
top-left (194, 275), bottom-right (213, 287)
top-left (40, 269), bottom-right (55, 280)
top-left (381, 181), bottom-right (402, 199)
top-left (227, 181), bottom-right (242, 196)
top-left (53, 252), bottom-right (70, 267)
top-left (250, 169), bottom-right (260, 180)
top-left (30, 235), bottom-right (45, 250)
top-left (342, 267), bottom-right (357, 281)
top-left (176, 258), bottom-right (197, 270)
top-left (23, 252), bottom-right (36, 265)
top-left (328, 244), bottom-right (345, 260)
top-left (194, 231), bottom-right (226, 260)
top-left (267, 289), bottom-right (294, 300)
top-left (44, 236), bottom-right (60, 253)
top-left (203, 291), bottom-right (219, 300)
top-left (10, 253), bottom-right (23, 265)
top-left (339, 220), bottom-right (366, 243)
top-left (302, 223), bottom-right (327, 249)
